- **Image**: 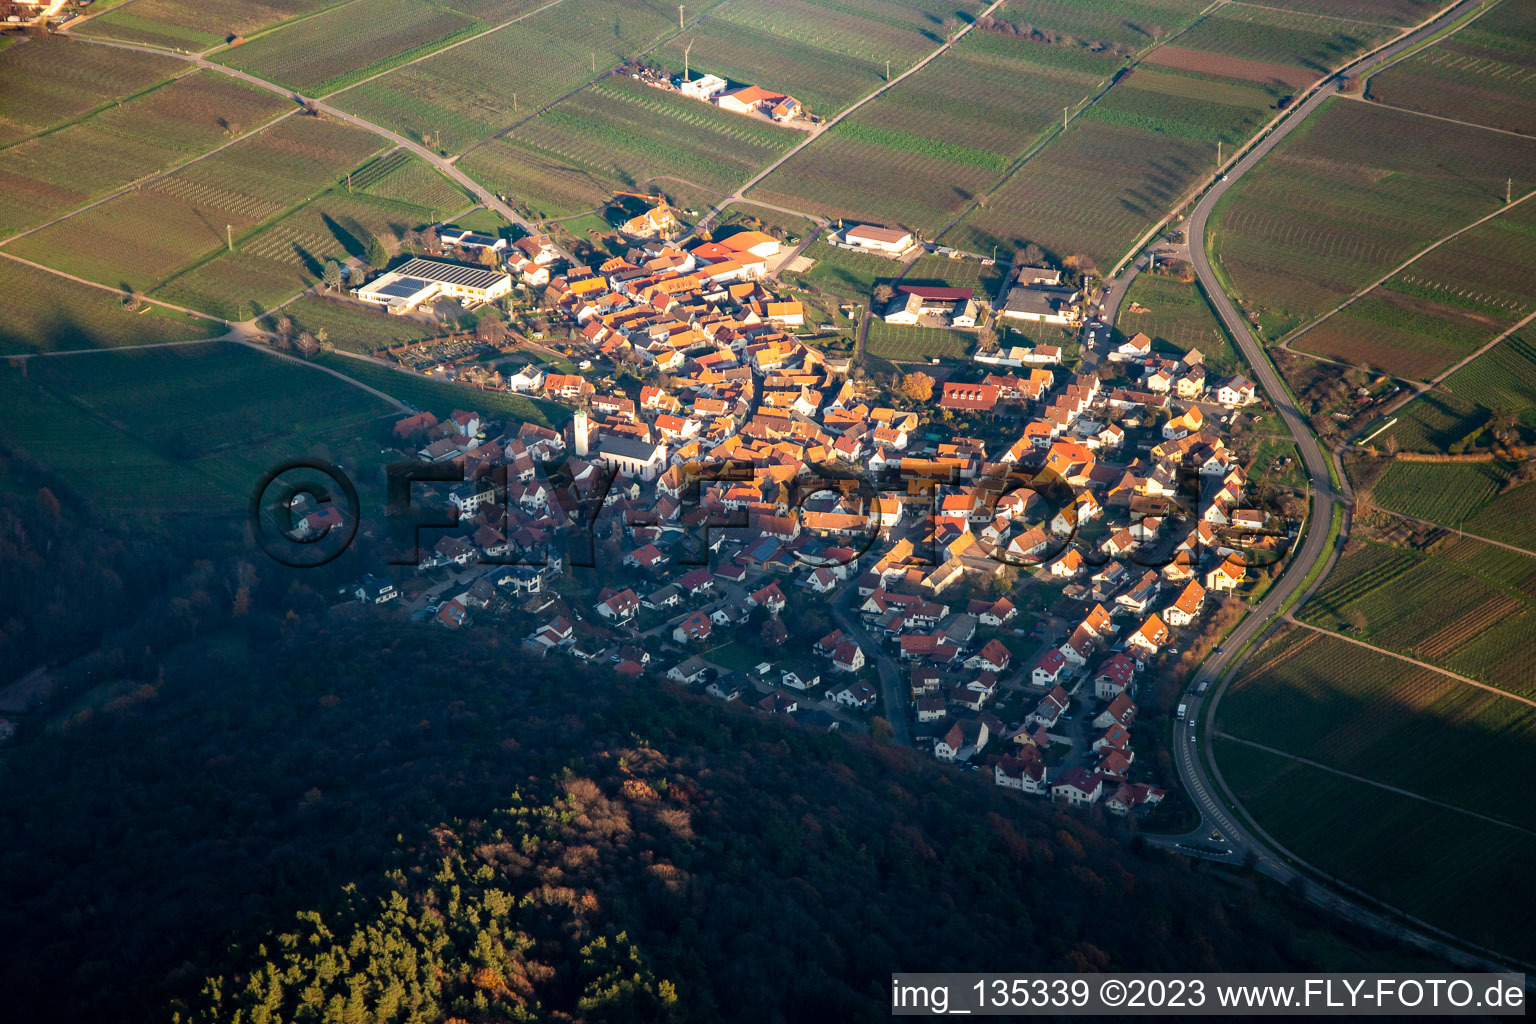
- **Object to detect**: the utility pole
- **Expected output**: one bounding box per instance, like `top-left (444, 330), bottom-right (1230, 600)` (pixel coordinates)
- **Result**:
top-left (678, 4), bottom-right (685, 30)
top-left (591, 52), bottom-right (596, 73)
top-left (347, 172), bottom-right (352, 194)
top-left (1217, 140), bottom-right (1222, 167)
top-left (1508, 177), bottom-right (1513, 204)
top-left (512, 92), bottom-right (517, 113)
top-left (226, 224), bottom-right (233, 252)
top-left (683, 39), bottom-right (693, 82)
top-left (1064, 106), bottom-right (1068, 129)
top-left (886, 59), bottom-right (891, 82)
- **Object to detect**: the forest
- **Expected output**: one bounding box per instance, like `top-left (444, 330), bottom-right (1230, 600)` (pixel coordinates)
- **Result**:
top-left (0, 471), bottom-right (1437, 1024)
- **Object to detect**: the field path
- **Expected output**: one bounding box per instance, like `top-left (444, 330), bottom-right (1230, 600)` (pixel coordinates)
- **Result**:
top-left (1367, 507), bottom-right (1536, 558)
top-left (0, 109), bottom-right (303, 250)
top-left (0, 251), bottom-right (228, 325)
top-left (1350, 307), bottom-right (1536, 441)
top-left (1278, 187), bottom-right (1536, 360)
top-left (1346, 93), bottom-right (1536, 141)
top-left (1214, 732), bottom-right (1536, 836)
top-left (1285, 617), bottom-right (1536, 708)
top-left (691, 0), bottom-right (1010, 235)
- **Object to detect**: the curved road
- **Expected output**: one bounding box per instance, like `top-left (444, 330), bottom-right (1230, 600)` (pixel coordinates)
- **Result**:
top-left (1160, 0), bottom-right (1529, 974)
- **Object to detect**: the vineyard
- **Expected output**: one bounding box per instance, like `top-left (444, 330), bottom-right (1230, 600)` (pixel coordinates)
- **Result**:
top-left (1299, 539), bottom-right (1536, 696)
top-left (865, 322), bottom-right (973, 362)
top-left (500, 77), bottom-right (800, 197)
top-left (332, 0), bottom-right (685, 155)
top-left (993, 0), bottom-right (1207, 48)
top-left (651, 16), bottom-right (884, 117)
top-left (1445, 334), bottom-right (1536, 412)
top-left (76, 0), bottom-right (338, 52)
top-left (713, 0), bottom-right (985, 68)
top-left (213, 0), bottom-right (483, 95)
top-left (1370, 460), bottom-right (1515, 523)
top-left (779, 239), bottom-right (899, 304)
top-left (1380, 197), bottom-right (1536, 320)
top-left (1366, 0), bottom-right (1536, 137)
top-left (0, 73), bottom-right (291, 237)
top-left (1169, 5), bottom-right (1392, 76)
top-left (1210, 101), bottom-right (1536, 340)
top-left (350, 149), bottom-right (471, 211)
top-left (1221, 627), bottom-right (1536, 830)
top-left (0, 36), bottom-right (179, 147)
top-left (749, 26), bottom-right (1123, 237)
top-left (1263, 0), bottom-right (1446, 25)
top-left (0, 258), bottom-right (217, 356)
top-left (6, 115), bottom-right (386, 293)
top-left (1215, 736), bottom-right (1536, 963)
top-left (315, 352), bottom-right (571, 428)
top-left (27, 342), bottom-right (393, 462)
top-left (1292, 290), bottom-right (1512, 380)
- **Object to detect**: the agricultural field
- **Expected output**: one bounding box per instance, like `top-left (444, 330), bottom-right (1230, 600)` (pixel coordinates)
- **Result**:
top-left (1381, 333), bottom-right (1536, 449)
top-left (332, 0), bottom-right (696, 156)
top-left (460, 77), bottom-right (799, 223)
top-left (315, 353), bottom-right (571, 429)
top-left (1168, 5), bottom-right (1393, 79)
top-left (1368, 0), bottom-right (1536, 137)
top-left (1220, 625), bottom-right (1536, 831)
top-left (0, 72), bottom-right (292, 237)
top-left (780, 239), bottom-right (901, 304)
top-left (0, 257), bottom-right (219, 356)
top-left (1298, 538), bottom-right (1536, 696)
top-left (5, 114), bottom-right (386, 295)
top-left (1, 344), bottom-right (395, 518)
top-left (1291, 290), bottom-right (1515, 380)
top-left (962, 0), bottom-right (1205, 49)
top-left (263, 295), bottom-right (444, 353)
top-left (74, 0), bottom-right (342, 52)
top-left (1116, 271), bottom-right (1238, 372)
top-left (211, 0), bottom-right (484, 96)
top-left (1370, 460), bottom-right (1536, 552)
top-left (1289, 195), bottom-right (1536, 379)
top-left (1210, 100), bottom-right (1536, 340)
top-left (749, 26), bottom-right (1124, 236)
top-left (154, 159), bottom-right (467, 319)
top-left (866, 322), bottom-right (975, 363)
top-left (900, 255), bottom-right (1010, 303)
top-left (1369, 460), bottom-right (1523, 526)
top-left (0, 36), bottom-right (181, 147)
top-left (711, 0), bottom-right (986, 69)
top-left (651, 17), bottom-right (884, 117)
top-left (1254, 0), bottom-right (1447, 25)
top-left (1215, 736), bottom-right (1536, 964)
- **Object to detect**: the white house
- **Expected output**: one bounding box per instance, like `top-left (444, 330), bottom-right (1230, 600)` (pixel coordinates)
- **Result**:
top-left (678, 73), bottom-right (727, 100)
top-left (841, 224), bottom-right (913, 253)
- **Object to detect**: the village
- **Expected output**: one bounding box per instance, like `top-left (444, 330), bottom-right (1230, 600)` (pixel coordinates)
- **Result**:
top-left (330, 204), bottom-right (1278, 822)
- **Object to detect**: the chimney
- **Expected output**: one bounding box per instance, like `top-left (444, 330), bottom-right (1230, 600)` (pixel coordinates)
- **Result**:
top-left (573, 409), bottom-right (589, 457)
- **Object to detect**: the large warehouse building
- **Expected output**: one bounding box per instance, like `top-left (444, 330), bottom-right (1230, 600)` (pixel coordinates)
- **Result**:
top-left (352, 258), bottom-right (512, 314)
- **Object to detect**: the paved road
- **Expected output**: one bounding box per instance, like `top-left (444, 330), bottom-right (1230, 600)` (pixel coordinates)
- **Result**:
top-left (833, 585), bottom-right (911, 747)
top-left (1157, 0), bottom-right (1533, 973)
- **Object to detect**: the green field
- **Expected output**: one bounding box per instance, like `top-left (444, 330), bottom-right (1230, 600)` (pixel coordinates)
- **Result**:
top-left (866, 322), bottom-right (975, 362)
top-left (0, 36), bottom-right (182, 147)
top-left (0, 343), bottom-right (395, 518)
top-left (0, 72), bottom-right (292, 237)
top-left (211, 0), bottom-right (484, 96)
top-left (1259, 0), bottom-right (1445, 25)
top-left (1293, 290), bottom-right (1516, 380)
top-left (1299, 538), bottom-right (1536, 696)
top-left (1210, 100), bottom-right (1536, 340)
top-left (1222, 626), bottom-right (1536, 829)
top-left (261, 295), bottom-right (443, 353)
top-left (750, 27), bottom-right (1123, 235)
top-left (1382, 333), bottom-right (1536, 449)
top-left (1116, 272), bottom-right (1237, 372)
top-left (315, 352), bottom-right (572, 428)
top-left (1368, 0), bottom-right (1536, 137)
top-left (1370, 459), bottom-right (1536, 550)
top-left (332, 0), bottom-right (694, 156)
top-left (76, 0), bottom-right (344, 52)
top-left (780, 239), bottom-right (901, 303)
top-left (900, 254), bottom-right (1009, 302)
top-left (0, 258), bottom-right (220, 356)
top-left (5, 114), bottom-right (387, 298)
top-left (712, 0), bottom-right (987, 67)
top-left (460, 76), bottom-right (800, 222)
top-left (1215, 736), bottom-right (1536, 964)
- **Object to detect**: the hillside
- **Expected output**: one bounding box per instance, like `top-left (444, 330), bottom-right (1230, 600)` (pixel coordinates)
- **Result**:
top-left (0, 481), bottom-right (1438, 1023)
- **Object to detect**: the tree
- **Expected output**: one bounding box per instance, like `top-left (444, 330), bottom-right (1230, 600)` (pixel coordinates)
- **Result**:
top-left (976, 323), bottom-right (1000, 353)
top-left (1020, 243), bottom-right (1045, 266)
top-left (274, 315), bottom-right (294, 340)
top-left (899, 371), bottom-right (935, 403)
top-left (475, 310), bottom-right (506, 345)
top-left (366, 234), bottom-right (389, 269)
top-left (322, 260), bottom-right (343, 292)
top-left (421, 226), bottom-right (441, 252)
top-left (478, 247), bottom-right (500, 269)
